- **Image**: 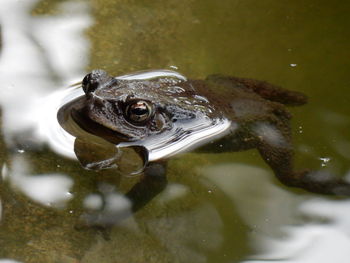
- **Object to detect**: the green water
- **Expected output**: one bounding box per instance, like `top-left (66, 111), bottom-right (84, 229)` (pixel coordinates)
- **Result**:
top-left (0, 0), bottom-right (350, 262)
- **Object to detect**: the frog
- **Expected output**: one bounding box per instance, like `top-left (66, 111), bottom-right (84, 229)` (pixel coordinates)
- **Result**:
top-left (58, 69), bottom-right (350, 212)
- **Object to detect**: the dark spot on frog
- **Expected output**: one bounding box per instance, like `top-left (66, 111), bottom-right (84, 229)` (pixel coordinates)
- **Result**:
top-left (59, 69), bottom-right (350, 215)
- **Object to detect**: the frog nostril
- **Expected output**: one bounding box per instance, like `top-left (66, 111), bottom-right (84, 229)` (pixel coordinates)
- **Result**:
top-left (82, 69), bottom-right (109, 94)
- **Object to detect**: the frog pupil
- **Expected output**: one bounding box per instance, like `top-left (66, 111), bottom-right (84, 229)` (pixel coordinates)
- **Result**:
top-left (127, 101), bottom-right (152, 123)
top-left (132, 107), bottom-right (148, 115)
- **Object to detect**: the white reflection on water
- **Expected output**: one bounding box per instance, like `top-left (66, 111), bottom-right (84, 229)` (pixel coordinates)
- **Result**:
top-left (0, 0), bottom-right (90, 220)
top-left (116, 69), bottom-right (187, 81)
top-left (0, 0), bottom-right (90, 208)
top-left (0, 0), bottom-right (91, 144)
top-left (5, 156), bottom-right (73, 207)
top-left (156, 182), bottom-right (190, 203)
top-left (202, 163), bottom-right (350, 263)
top-left (201, 164), bottom-right (300, 236)
top-left (0, 260), bottom-right (23, 263)
top-left (80, 183), bottom-right (132, 226)
top-left (241, 199), bottom-right (350, 263)
top-left (35, 86), bottom-right (82, 159)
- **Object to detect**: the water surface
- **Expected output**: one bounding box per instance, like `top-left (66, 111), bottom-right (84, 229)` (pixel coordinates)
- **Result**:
top-left (0, 0), bottom-right (350, 262)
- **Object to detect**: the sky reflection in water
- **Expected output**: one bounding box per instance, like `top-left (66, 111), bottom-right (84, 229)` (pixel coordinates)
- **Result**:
top-left (3, 156), bottom-right (73, 208)
top-left (204, 164), bottom-right (350, 262)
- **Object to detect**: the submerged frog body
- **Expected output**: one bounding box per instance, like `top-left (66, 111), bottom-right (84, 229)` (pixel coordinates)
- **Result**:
top-left (59, 69), bottom-right (350, 212)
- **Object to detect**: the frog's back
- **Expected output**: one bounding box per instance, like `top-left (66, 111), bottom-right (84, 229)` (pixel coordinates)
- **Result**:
top-left (187, 75), bottom-right (307, 122)
top-left (204, 74), bottom-right (307, 105)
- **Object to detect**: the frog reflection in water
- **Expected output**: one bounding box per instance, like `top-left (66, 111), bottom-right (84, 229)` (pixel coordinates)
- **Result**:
top-left (59, 69), bottom-right (350, 213)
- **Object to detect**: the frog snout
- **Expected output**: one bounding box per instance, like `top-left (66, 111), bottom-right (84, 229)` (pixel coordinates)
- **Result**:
top-left (82, 69), bottom-right (109, 94)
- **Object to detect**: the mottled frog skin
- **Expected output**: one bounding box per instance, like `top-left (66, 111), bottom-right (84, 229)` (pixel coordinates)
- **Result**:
top-left (59, 69), bottom-right (350, 211)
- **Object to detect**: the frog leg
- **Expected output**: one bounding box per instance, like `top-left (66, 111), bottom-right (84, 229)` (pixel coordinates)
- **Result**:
top-left (251, 119), bottom-right (350, 195)
top-left (126, 161), bottom-right (168, 212)
top-left (206, 74), bottom-right (307, 106)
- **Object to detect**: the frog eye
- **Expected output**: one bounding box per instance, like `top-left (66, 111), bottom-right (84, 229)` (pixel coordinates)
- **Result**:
top-left (126, 100), bottom-right (153, 124)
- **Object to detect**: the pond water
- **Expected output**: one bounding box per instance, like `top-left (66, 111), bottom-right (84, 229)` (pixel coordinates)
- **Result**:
top-left (0, 0), bottom-right (350, 262)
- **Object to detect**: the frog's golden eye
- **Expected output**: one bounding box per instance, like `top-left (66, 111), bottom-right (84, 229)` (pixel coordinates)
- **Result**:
top-left (126, 100), bottom-right (153, 124)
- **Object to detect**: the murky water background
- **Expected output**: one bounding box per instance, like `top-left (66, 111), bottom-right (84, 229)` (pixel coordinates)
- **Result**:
top-left (0, 0), bottom-right (350, 262)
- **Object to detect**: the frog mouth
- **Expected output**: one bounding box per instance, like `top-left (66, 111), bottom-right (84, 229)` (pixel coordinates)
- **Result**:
top-left (70, 108), bottom-right (133, 144)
